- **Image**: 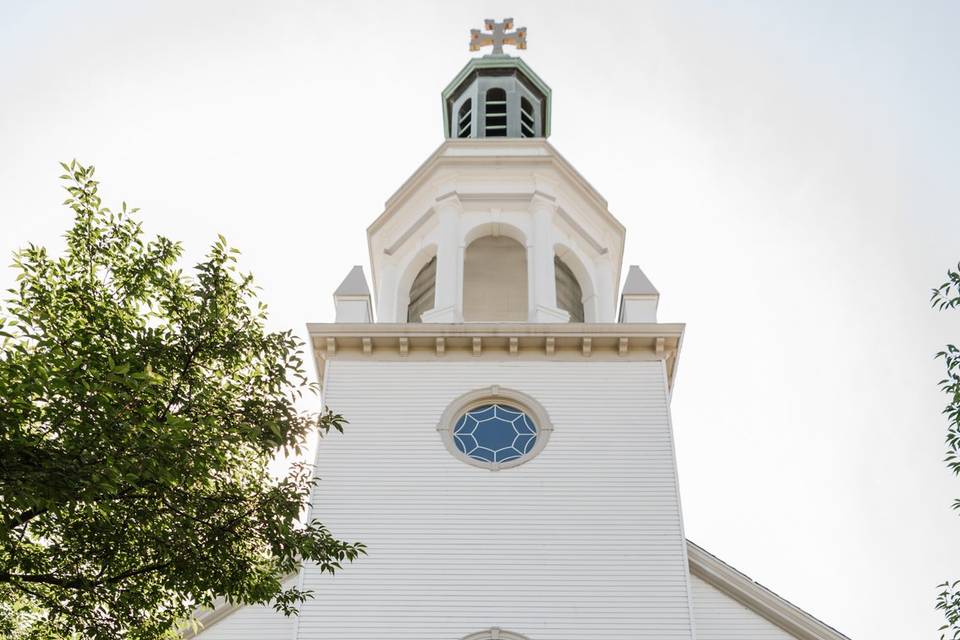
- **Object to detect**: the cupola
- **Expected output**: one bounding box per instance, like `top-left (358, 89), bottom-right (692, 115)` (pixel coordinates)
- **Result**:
top-left (442, 19), bottom-right (551, 139)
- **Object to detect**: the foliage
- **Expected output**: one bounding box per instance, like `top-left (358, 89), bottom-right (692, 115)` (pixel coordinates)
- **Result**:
top-left (0, 162), bottom-right (364, 639)
top-left (933, 264), bottom-right (960, 639)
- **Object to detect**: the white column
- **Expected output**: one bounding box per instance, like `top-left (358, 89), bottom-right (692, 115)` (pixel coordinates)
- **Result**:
top-left (529, 192), bottom-right (569, 323)
top-left (595, 256), bottom-right (616, 322)
top-left (377, 262), bottom-right (398, 322)
top-left (421, 194), bottom-right (462, 323)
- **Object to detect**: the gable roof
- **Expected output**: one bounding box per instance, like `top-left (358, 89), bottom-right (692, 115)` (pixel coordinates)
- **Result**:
top-left (687, 541), bottom-right (850, 640)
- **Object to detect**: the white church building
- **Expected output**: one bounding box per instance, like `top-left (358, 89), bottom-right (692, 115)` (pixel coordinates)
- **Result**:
top-left (188, 21), bottom-right (850, 640)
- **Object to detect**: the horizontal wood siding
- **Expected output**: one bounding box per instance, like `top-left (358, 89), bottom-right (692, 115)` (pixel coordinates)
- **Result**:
top-left (292, 359), bottom-right (694, 640)
top-left (194, 591), bottom-right (295, 639)
top-left (691, 575), bottom-right (796, 639)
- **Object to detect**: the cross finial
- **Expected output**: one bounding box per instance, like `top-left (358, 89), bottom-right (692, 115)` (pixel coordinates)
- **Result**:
top-left (470, 18), bottom-right (527, 56)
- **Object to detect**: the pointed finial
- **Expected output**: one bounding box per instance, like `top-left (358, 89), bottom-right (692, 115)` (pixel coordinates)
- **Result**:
top-left (469, 18), bottom-right (527, 55)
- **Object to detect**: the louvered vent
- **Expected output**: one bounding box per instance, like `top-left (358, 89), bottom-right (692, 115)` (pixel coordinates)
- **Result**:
top-left (457, 99), bottom-right (472, 138)
top-left (484, 88), bottom-right (507, 137)
top-left (520, 97), bottom-right (536, 138)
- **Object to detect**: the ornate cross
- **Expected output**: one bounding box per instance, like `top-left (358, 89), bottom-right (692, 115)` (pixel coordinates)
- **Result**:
top-left (470, 18), bottom-right (527, 55)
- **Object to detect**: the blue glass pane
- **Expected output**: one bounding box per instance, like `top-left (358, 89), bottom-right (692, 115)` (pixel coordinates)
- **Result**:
top-left (454, 403), bottom-right (538, 465)
top-left (471, 446), bottom-right (497, 462)
top-left (470, 404), bottom-right (497, 422)
top-left (494, 404), bottom-right (523, 421)
top-left (496, 449), bottom-right (522, 463)
top-left (455, 433), bottom-right (478, 454)
top-left (455, 415), bottom-right (479, 435)
top-left (474, 417), bottom-right (516, 450)
top-left (512, 433), bottom-right (535, 453)
top-left (515, 415), bottom-right (536, 435)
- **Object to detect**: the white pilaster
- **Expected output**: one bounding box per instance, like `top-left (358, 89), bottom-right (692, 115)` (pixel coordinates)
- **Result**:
top-left (529, 192), bottom-right (569, 323)
top-left (421, 194), bottom-right (462, 323)
top-left (595, 255), bottom-right (617, 322)
top-left (377, 262), bottom-right (398, 322)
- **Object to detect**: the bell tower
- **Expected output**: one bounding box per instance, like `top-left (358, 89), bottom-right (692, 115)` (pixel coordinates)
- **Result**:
top-left (186, 19), bottom-right (850, 640)
top-left (362, 21), bottom-right (628, 326)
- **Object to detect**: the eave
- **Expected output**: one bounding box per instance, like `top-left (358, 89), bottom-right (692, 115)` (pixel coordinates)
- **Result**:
top-left (687, 541), bottom-right (851, 640)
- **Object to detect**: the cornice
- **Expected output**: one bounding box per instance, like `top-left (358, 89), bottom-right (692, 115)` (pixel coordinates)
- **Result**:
top-left (686, 541), bottom-right (850, 640)
top-left (367, 139), bottom-right (622, 238)
top-left (307, 322), bottom-right (684, 391)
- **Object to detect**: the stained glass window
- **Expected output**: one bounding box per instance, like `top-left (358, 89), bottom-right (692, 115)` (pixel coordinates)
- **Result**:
top-left (453, 403), bottom-right (537, 464)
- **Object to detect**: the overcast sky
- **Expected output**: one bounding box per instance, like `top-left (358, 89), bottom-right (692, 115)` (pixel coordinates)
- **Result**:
top-left (2, 2), bottom-right (959, 638)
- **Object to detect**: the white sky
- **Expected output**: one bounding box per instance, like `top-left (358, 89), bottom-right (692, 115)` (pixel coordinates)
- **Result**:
top-left (2, 2), bottom-right (958, 638)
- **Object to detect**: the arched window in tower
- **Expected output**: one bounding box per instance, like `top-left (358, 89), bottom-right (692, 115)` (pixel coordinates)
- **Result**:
top-left (555, 255), bottom-right (584, 322)
top-left (484, 88), bottom-right (508, 137)
top-left (406, 256), bottom-right (436, 322)
top-left (520, 96), bottom-right (536, 138)
top-left (462, 235), bottom-right (527, 321)
top-left (457, 99), bottom-right (472, 138)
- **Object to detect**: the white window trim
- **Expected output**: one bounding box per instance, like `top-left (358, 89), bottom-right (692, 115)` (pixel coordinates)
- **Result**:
top-left (461, 627), bottom-right (531, 640)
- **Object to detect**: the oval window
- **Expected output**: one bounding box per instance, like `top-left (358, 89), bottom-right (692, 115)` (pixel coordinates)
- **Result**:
top-left (438, 387), bottom-right (553, 470)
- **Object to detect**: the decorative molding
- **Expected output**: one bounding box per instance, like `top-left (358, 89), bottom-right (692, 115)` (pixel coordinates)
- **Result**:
top-left (307, 322), bottom-right (684, 390)
top-left (456, 192), bottom-right (535, 203)
top-left (530, 189), bottom-right (557, 203)
top-left (461, 628), bottom-right (530, 640)
top-left (383, 207), bottom-right (436, 256)
top-left (556, 205), bottom-right (608, 255)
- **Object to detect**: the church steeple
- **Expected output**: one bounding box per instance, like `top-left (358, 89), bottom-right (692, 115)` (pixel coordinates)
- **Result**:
top-left (442, 19), bottom-right (551, 139)
top-left (361, 20), bottom-right (624, 325)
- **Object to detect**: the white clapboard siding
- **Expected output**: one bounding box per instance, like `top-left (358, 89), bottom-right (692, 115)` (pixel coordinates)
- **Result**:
top-left (691, 574), bottom-right (797, 640)
top-left (292, 359), bottom-right (695, 640)
top-left (192, 576), bottom-right (296, 640)
top-left (192, 604), bottom-right (292, 640)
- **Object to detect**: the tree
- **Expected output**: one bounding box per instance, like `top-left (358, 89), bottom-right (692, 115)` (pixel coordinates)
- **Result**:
top-left (934, 264), bottom-right (960, 639)
top-left (0, 162), bottom-right (364, 639)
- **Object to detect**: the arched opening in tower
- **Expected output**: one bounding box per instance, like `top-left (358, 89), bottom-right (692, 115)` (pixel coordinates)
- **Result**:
top-left (462, 235), bottom-right (528, 321)
top-left (406, 256), bottom-right (436, 322)
top-left (554, 255), bottom-right (584, 322)
top-left (484, 88), bottom-right (508, 137)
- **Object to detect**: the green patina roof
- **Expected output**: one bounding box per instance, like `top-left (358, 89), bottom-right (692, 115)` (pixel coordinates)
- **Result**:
top-left (440, 55), bottom-right (552, 138)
